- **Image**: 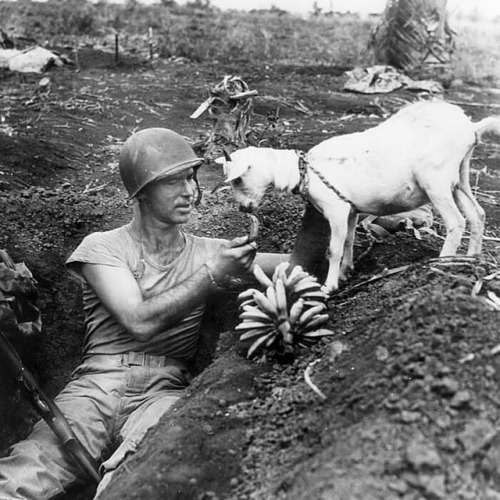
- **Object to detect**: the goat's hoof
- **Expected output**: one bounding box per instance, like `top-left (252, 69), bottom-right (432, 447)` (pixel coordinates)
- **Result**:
top-left (339, 269), bottom-right (354, 282)
top-left (321, 285), bottom-right (335, 297)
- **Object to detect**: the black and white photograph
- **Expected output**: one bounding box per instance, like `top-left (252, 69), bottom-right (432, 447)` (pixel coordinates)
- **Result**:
top-left (1, 0), bottom-right (500, 498)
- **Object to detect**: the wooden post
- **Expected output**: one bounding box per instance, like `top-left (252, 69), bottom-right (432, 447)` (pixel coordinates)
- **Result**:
top-left (114, 33), bottom-right (119, 65)
top-left (75, 43), bottom-right (80, 72)
top-left (149, 27), bottom-right (153, 61)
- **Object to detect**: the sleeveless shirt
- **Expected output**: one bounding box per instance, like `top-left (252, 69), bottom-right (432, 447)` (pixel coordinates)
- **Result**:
top-left (66, 223), bottom-right (225, 361)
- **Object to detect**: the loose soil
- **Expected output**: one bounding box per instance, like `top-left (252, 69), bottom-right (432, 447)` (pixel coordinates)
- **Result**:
top-left (1, 53), bottom-right (500, 500)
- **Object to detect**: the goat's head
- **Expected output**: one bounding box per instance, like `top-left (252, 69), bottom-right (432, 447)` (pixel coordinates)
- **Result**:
top-left (214, 147), bottom-right (273, 213)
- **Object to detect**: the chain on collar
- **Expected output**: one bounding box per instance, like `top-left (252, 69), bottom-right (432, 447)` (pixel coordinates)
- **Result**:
top-left (291, 150), bottom-right (309, 200)
top-left (291, 150), bottom-right (359, 212)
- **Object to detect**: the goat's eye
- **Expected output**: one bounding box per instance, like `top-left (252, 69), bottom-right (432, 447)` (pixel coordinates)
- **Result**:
top-left (232, 177), bottom-right (243, 187)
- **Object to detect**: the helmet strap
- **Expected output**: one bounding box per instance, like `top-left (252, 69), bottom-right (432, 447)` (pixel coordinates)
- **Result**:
top-left (193, 168), bottom-right (202, 206)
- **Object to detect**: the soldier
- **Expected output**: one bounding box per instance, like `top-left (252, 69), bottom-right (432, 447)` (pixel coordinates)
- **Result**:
top-left (0, 128), bottom-right (286, 499)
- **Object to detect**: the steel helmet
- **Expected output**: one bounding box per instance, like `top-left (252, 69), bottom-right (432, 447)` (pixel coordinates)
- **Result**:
top-left (119, 128), bottom-right (204, 198)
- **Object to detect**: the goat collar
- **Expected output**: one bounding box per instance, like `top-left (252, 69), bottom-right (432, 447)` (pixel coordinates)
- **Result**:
top-left (291, 150), bottom-right (309, 200)
top-left (291, 150), bottom-right (359, 212)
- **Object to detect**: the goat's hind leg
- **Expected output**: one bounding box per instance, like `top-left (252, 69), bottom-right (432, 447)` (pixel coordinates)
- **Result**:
top-left (454, 186), bottom-right (485, 255)
top-left (426, 186), bottom-right (466, 256)
top-left (455, 150), bottom-right (485, 255)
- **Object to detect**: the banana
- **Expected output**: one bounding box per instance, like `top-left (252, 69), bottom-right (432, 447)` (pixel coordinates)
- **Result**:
top-left (239, 298), bottom-right (257, 310)
top-left (265, 333), bottom-right (278, 347)
top-left (288, 298), bottom-right (305, 326)
top-left (247, 214), bottom-right (260, 242)
top-left (253, 264), bottom-right (273, 288)
top-left (299, 289), bottom-right (328, 301)
top-left (247, 331), bottom-right (276, 358)
top-left (298, 304), bottom-right (326, 326)
top-left (302, 299), bottom-right (325, 308)
top-left (301, 313), bottom-right (329, 331)
top-left (239, 309), bottom-right (273, 323)
top-left (297, 339), bottom-right (314, 348)
top-left (274, 278), bottom-right (287, 319)
top-left (287, 265), bottom-right (304, 280)
top-left (286, 271), bottom-right (314, 289)
top-left (293, 279), bottom-right (322, 295)
top-left (239, 326), bottom-right (274, 341)
top-left (235, 320), bottom-right (274, 331)
top-left (237, 288), bottom-right (259, 303)
top-left (298, 328), bottom-right (334, 348)
top-left (266, 285), bottom-right (278, 312)
top-left (276, 320), bottom-right (292, 337)
top-left (241, 304), bottom-right (265, 313)
top-left (272, 261), bottom-right (290, 283)
top-left (277, 320), bottom-right (292, 345)
top-left (300, 328), bottom-right (334, 339)
top-left (285, 272), bottom-right (311, 292)
top-left (253, 290), bottom-right (278, 317)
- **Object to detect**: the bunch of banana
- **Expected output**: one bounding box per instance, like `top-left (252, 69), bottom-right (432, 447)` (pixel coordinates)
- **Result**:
top-left (236, 262), bottom-right (334, 358)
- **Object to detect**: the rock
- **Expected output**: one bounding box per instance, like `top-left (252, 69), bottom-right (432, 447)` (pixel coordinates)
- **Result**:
top-left (449, 390), bottom-right (472, 409)
top-left (387, 478), bottom-right (408, 494)
top-left (458, 419), bottom-right (497, 456)
top-left (431, 377), bottom-right (459, 397)
top-left (400, 410), bottom-right (421, 423)
top-left (435, 415), bottom-right (451, 430)
top-left (376, 345), bottom-right (389, 361)
top-left (485, 488), bottom-right (500, 500)
top-left (406, 438), bottom-right (442, 471)
top-left (420, 473), bottom-right (446, 500)
top-left (480, 435), bottom-right (500, 487)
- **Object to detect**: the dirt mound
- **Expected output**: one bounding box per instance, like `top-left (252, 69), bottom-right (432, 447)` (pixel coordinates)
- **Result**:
top-left (97, 251), bottom-right (500, 500)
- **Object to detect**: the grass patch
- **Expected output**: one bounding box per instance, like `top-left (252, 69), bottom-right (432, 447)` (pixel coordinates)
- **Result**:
top-left (0, 1), bottom-right (498, 84)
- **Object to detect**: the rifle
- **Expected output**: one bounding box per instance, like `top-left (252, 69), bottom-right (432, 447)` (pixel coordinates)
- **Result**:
top-left (0, 330), bottom-right (101, 483)
top-left (0, 249), bottom-right (100, 483)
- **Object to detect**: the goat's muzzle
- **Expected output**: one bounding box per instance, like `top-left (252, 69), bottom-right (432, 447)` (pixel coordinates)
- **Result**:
top-left (239, 204), bottom-right (255, 214)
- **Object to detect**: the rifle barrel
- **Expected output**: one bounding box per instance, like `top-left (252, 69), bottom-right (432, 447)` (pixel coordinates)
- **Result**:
top-left (0, 331), bottom-right (100, 483)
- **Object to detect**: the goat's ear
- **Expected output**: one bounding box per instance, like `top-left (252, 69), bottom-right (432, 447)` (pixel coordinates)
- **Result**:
top-left (222, 148), bottom-right (232, 162)
top-left (224, 163), bottom-right (251, 183)
top-left (214, 156), bottom-right (228, 177)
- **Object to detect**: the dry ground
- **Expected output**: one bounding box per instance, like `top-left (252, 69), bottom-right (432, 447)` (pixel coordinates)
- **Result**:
top-left (2, 52), bottom-right (500, 500)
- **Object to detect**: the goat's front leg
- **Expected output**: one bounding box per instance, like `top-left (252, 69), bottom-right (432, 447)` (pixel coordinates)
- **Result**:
top-left (339, 209), bottom-right (358, 281)
top-left (322, 204), bottom-right (351, 295)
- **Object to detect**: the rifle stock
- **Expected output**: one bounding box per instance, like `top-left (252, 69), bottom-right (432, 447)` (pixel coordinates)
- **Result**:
top-left (0, 331), bottom-right (100, 484)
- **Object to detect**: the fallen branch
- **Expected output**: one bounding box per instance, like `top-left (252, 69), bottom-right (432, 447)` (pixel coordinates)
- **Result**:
top-left (82, 181), bottom-right (111, 195)
top-left (428, 266), bottom-right (475, 283)
top-left (330, 264), bottom-right (411, 299)
top-left (427, 255), bottom-right (480, 266)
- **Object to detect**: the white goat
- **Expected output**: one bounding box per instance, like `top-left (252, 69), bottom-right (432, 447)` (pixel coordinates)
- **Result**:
top-left (216, 100), bottom-right (500, 294)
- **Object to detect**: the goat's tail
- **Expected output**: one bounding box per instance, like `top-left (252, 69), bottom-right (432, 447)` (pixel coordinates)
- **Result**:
top-left (473, 117), bottom-right (500, 141)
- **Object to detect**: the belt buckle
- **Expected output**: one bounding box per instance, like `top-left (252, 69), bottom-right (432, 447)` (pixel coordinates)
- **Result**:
top-left (127, 352), bottom-right (145, 366)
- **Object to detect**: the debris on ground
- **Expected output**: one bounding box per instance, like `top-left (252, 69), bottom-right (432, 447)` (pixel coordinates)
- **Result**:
top-left (190, 75), bottom-right (258, 148)
top-left (344, 65), bottom-right (444, 94)
top-left (0, 46), bottom-right (64, 73)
